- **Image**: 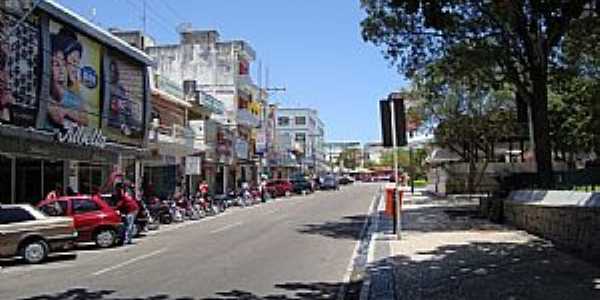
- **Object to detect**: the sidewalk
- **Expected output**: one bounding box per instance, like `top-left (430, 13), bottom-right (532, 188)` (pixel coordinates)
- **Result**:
top-left (363, 189), bottom-right (600, 300)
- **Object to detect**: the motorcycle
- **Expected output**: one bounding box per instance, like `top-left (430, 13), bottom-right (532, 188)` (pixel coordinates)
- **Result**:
top-left (148, 197), bottom-right (173, 224)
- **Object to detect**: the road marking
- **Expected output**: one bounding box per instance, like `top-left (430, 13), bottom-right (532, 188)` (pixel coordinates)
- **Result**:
top-left (91, 248), bottom-right (166, 276)
top-left (209, 221), bottom-right (243, 234)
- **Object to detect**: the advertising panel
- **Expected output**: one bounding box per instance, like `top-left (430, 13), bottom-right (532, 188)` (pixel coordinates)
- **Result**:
top-left (104, 52), bottom-right (145, 146)
top-left (235, 138), bottom-right (249, 160)
top-left (45, 20), bottom-right (102, 130)
top-left (0, 11), bottom-right (40, 127)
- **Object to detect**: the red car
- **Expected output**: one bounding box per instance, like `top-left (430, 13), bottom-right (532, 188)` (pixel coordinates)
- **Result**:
top-left (266, 180), bottom-right (293, 198)
top-left (37, 196), bottom-right (123, 248)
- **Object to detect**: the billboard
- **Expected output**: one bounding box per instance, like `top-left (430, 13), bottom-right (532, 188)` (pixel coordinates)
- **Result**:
top-left (104, 52), bottom-right (145, 146)
top-left (44, 20), bottom-right (102, 130)
top-left (0, 11), bottom-right (40, 127)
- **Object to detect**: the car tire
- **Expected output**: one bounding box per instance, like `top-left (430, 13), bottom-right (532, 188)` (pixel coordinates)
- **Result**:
top-left (94, 229), bottom-right (117, 248)
top-left (20, 239), bottom-right (48, 264)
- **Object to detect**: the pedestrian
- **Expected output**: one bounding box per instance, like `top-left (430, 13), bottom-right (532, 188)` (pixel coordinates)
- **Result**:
top-left (115, 183), bottom-right (139, 245)
top-left (45, 184), bottom-right (62, 201)
top-left (198, 181), bottom-right (209, 200)
top-left (259, 176), bottom-right (268, 202)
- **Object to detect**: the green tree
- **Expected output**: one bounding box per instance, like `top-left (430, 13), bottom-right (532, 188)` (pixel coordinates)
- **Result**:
top-left (336, 148), bottom-right (362, 170)
top-left (361, 0), bottom-right (597, 187)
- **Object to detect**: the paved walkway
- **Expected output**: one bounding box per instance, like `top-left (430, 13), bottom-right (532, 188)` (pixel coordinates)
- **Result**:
top-left (363, 189), bottom-right (600, 300)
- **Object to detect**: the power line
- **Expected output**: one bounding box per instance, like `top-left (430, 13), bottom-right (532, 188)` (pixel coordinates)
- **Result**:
top-left (119, 0), bottom-right (177, 36)
top-left (158, 0), bottom-right (186, 24)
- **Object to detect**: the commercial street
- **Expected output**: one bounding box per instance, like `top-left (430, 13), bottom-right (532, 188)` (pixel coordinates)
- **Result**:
top-left (0, 184), bottom-right (379, 300)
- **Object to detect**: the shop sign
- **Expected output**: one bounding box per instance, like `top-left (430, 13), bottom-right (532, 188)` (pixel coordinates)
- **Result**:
top-left (55, 125), bottom-right (106, 148)
top-left (185, 156), bottom-right (202, 175)
top-left (235, 138), bottom-right (249, 160)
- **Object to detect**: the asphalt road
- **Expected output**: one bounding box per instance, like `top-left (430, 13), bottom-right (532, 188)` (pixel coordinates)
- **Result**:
top-left (0, 183), bottom-right (380, 300)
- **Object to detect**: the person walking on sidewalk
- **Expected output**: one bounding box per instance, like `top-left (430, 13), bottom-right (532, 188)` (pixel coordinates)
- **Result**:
top-left (115, 183), bottom-right (139, 245)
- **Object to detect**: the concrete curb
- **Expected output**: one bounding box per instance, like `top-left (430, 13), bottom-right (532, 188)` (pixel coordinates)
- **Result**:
top-left (358, 188), bottom-right (385, 300)
top-left (337, 186), bottom-right (382, 300)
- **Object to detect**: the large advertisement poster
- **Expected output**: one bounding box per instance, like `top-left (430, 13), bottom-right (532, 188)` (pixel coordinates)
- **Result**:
top-left (0, 10), bottom-right (40, 127)
top-left (45, 20), bottom-right (101, 130)
top-left (104, 53), bottom-right (144, 146)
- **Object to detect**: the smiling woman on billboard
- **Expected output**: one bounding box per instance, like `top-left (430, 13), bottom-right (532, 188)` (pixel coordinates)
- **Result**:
top-left (45, 20), bottom-right (101, 131)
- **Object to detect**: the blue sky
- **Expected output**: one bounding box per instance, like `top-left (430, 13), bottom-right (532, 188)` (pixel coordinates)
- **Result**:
top-left (55, 0), bottom-right (407, 143)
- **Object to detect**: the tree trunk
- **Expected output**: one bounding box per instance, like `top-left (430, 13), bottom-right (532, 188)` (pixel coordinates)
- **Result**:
top-left (530, 73), bottom-right (554, 188)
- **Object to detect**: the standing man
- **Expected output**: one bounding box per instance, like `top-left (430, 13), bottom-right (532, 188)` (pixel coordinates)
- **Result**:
top-left (115, 183), bottom-right (139, 245)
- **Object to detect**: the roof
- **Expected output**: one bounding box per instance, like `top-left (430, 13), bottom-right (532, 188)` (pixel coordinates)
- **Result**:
top-left (38, 0), bottom-right (154, 66)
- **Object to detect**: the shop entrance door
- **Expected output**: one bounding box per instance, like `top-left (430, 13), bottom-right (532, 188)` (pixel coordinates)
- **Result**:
top-left (15, 158), bottom-right (42, 205)
top-left (0, 154), bottom-right (12, 204)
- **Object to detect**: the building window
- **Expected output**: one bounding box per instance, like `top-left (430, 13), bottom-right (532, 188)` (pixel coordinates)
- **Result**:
top-left (295, 133), bottom-right (306, 143)
top-left (295, 116), bottom-right (306, 125)
top-left (278, 116), bottom-right (290, 126)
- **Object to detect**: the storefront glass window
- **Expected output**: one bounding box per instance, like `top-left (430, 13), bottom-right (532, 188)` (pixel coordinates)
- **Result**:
top-left (78, 163), bottom-right (108, 195)
top-left (43, 160), bottom-right (63, 199)
top-left (15, 158), bottom-right (42, 205)
top-left (0, 154), bottom-right (12, 204)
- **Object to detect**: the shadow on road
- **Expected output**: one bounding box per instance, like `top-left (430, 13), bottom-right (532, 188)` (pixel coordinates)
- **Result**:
top-left (296, 215), bottom-right (368, 240)
top-left (16, 280), bottom-right (363, 300)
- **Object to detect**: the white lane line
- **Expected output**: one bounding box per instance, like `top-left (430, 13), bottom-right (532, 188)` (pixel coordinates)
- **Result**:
top-left (209, 221), bottom-right (243, 234)
top-left (91, 248), bottom-right (166, 276)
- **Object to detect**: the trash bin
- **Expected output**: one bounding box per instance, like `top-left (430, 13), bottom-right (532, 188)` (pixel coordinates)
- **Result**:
top-left (385, 187), bottom-right (395, 217)
top-left (385, 187), bottom-right (403, 217)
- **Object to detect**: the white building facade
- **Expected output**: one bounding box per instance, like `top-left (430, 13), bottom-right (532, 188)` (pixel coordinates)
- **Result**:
top-left (275, 108), bottom-right (326, 175)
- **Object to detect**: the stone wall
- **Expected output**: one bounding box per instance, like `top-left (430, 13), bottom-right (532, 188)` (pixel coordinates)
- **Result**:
top-left (503, 201), bottom-right (600, 262)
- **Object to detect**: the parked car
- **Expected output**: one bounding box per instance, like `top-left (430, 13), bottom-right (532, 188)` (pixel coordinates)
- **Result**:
top-left (38, 196), bottom-right (123, 248)
top-left (320, 175), bottom-right (339, 190)
top-left (290, 176), bottom-right (314, 194)
top-left (0, 204), bottom-right (77, 264)
top-left (265, 180), bottom-right (294, 197)
top-left (338, 176), bottom-right (355, 185)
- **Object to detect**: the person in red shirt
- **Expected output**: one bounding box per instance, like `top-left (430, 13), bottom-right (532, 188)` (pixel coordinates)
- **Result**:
top-left (115, 183), bottom-right (139, 245)
top-left (45, 184), bottom-right (62, 201)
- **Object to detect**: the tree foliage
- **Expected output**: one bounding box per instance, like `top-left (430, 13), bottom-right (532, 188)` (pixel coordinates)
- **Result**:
top-left (361, 0), bottom-right (599, 187)
top-left (336, 148), bottom-right (362, 170)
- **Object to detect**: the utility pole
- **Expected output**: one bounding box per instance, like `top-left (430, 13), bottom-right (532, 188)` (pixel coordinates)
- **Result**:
top-left (142, 0), bottom-right (147, 36)
top-left (390, 100), bottom-right (401, 240)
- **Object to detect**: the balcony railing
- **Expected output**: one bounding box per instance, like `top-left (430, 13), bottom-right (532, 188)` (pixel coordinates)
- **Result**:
top-left (149, 123), bottom-right (195, 149)
top-left (197, 92), bottom-right (225, 115)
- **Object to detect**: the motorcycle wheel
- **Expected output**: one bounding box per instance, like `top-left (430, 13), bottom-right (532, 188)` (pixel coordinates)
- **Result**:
top-left (161, 213), bottom-right (173, 224)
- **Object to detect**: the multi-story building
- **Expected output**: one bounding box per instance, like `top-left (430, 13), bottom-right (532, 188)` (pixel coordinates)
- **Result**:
top-left (324, 142), bottom-right (362, 172)
top-left (275, 108), bottom-right (326, 175)
top-left (110, 29), bottom-right (227, 196)
top-left (363, 142), bottom-right (390, 165)
top-left (145, 29), bottom-right (263, 193)
top-left (0, 1), bottom-right (153, 203)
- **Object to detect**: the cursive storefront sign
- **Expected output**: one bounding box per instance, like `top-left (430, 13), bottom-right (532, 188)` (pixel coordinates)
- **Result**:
top-left (55, 126), bottom-right (107, 149)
